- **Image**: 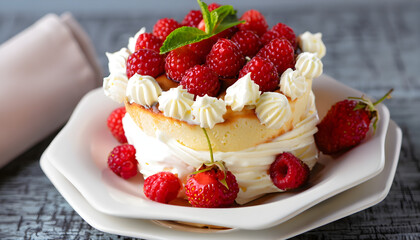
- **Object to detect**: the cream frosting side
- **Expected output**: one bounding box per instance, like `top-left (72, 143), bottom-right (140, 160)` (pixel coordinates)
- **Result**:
top-left (224, 73), bottom-right (261, 111)
top-left (280, 68), bottom-right (308, 101)
top-left (255, 92), bottom-right (292, 129)
top-left (191, 95), bottom-right (227, 129)
top-left (158, 86), bottom-right (194, 122)
top-left (123, 99), bottom-right (319, 204)
top-left (127, 27), bottom-right (146, 54)
top-left (295, 52), bottom-right (323, 79)
top-left (299, 31), bottom-right (326, 59)
top-left (106, 47), bottom-right (131, 75)
top-left (126, 74), bottom-right (162, 107)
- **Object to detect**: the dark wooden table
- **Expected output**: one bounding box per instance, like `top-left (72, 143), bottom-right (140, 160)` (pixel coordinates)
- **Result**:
top-left (1, 0), bottom-right (419, 239)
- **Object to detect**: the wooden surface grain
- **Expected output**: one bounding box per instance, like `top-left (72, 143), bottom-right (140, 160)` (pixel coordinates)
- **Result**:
top-left (1, 0), bottom-right (419, 239)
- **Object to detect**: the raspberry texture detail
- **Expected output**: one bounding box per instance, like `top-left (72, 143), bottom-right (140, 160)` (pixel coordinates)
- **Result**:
top-left (143, 172), bottom-right (181, 203)
top-left (271, 22), bottom-right (297, 49)
top-left (180, 65), bottom-right (220, 97)
top-left (206, 38), bottom-right (245, 78)
top-left (270, 152), bottom-right (310, 190)
top-left (165, 47), bottom-right (202, 82)
top-left (238, 9), bottom-right (268, 37)
top-left (256, 38), bottom-right (295, 75)
top-left (231, 29), bottom-right (262, 58)
top-left (153, 18), bottom-right (181, 40)
top-left (181, 10), bottom-right (203, 27)
top-left (126, 49), bottom-right (165, 79)
top-left (107, 107), bottom-right (127, 144)
top-left (134, 33), bottom-right (163, 53)
top-left (239, 56), bottom-right (279, 92)
top-left (107, 144), bottom-right (138, 179)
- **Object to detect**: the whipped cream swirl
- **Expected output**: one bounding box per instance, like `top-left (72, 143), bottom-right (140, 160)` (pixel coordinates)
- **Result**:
top-left (126, 74), bottom-right (162, 107)
top-left (295, 52), bottom-right (323, 79)
top-left (191, 95), bottom-right (227, 129)
top-left (128, 27), bottom-right (146, 54)
top-left (299, 31), bottom-right (326, 59)
top-left (255, 92), bottom-right (292, 129)
top-left (280, 68), bottom-right (308, 101)
top-left (103, 73), bottom-right (129, 103)
top-left (106, 47), bottom-right (130, 75)
top-left (224, 72), bottom-right (261, 111)
top-left (158, 86), bottom-right (195, 122)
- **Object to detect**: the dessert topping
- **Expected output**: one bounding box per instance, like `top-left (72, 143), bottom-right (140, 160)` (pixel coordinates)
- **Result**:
top-left (280, 68), bottom-right (308, 101)
top-left (256, 38), bottom-right (295, 75)
top-left (231, 29), bottom-right (262, 58)
top-left (191, 95), bottom-right (226, 129)
top-left (143, 172), bottom-right (181, 203)
top-left (126, 49), bottom-right (165, 79)
top-left (126, 74), bottom-right (162, 107)
top-left (239, 56), bottom-right (279, 92)
top-left (106, 48), bottom-right (131, 75)
top-left (271, 22), bottom-right (297, 49)
top-left (165, 47), bottom-right (202, 82)
top-left (158, 86), bottom-right (195, 122)
top-left (107, 144), bottom-right (138, 179)
top-left (295, 52), bottom-right (323, 79)
top-left (103, 73), bottom-right (128, 103)
top-left (153, 18), bottom-right (182, 41)
top-left (107, 107), bottom-right (128, 144)
top-left (180, 65), bottom-right (220, 97)
top-left (255, 92), bottom-right (292, 129)
top-left (269, 152), bottom-right (310, 190)
top-left (238, 9), bottom-right (268, 37)
top-left (134, 32), bottom-right (163, 53)
top-left (225, 72), bottom-right (261, 111)
top-left (299, 31), bottom-right (326, 59)
top-left (128, 27), bottom-right (146, 54)
top-left (181, 9), bottom-right (203, 27)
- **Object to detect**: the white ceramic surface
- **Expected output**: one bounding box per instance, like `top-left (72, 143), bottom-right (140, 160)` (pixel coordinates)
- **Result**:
top-left (40, 120), bottom-right (401, 240)
top-left (46, 75), bottom-right (390, 230)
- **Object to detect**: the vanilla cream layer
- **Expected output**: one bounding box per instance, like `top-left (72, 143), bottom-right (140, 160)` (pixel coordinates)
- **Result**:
top-left (123, 93), bottom-right (319, 205)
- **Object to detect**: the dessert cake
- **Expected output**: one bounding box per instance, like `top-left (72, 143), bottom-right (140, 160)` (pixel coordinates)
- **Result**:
top-left (103, 1), bottom-right (326, 206)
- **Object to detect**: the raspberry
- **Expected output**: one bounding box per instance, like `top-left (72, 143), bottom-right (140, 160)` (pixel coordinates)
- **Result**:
top-left (165, 47), bottom-right (202, 82)
top-left (185, 168), bottom-right (239, 208)
top-left (107, 107), bottom-right (127, 143)
top-left (205, 38), bottom-right (245, 78)
top-left (134, 33), bottom-right (163, 53)
top-left (181, 10), bottom-right (203, 27)
top-left (269, 152), bottom-right (309, 190)
top-left (239, 56), bottom-right (279, 92)
top-left (256, 38), bottom-right (295, 75)
top-left (231, 29), bottom-right (262, 57)
top-left (143, 172), bottom-right (181, 203)
top-left (153, 18), bottom-right (181, 40)
top-left (180, 65), bottom-right (220, 97)
top-left (261, 30), bottom-right (281, 45)
top-left (314, 89), bottom-right (393, 155)
top-left (272, 23), bottom-right (297, 49)
top-left (238, 9), bottom-right (268, 37)
top-left (107, 144), bottom-right (138, 179)
top-left (126, 49), bottom-right (165, 79)
top-left (187, 37), bottom-right (216, 62)
top-left (208, 3), bottom-right (221, 12)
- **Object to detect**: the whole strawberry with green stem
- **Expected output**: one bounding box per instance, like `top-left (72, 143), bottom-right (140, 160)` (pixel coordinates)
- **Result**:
top-left (185, 128), bottom-right (239, 208)
top-left (315, 89), bottom-right (393, 154)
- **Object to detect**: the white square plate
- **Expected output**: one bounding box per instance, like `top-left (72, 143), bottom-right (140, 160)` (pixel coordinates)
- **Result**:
top-left (40, 120), bottom-right (401, 239)
top-left (46, 75), bottom-right (390, 230)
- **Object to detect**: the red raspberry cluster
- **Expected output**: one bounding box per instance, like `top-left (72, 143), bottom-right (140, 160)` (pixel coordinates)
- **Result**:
top-left (126, 3), bottom-right (299, 96)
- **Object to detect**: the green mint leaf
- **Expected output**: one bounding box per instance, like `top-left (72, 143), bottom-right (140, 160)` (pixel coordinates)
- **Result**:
top-left (197, 0), bottom-right (212, 34)
top-left (160, 26), bottom-right (208, 54)
top-left (211, 5), bottom-right (236, 27)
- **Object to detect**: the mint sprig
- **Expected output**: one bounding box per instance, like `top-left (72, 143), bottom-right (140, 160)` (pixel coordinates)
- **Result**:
top-left (159, 0), bottom-right (244, 54)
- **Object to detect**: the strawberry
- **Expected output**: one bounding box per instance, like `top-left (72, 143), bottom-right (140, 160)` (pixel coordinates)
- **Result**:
top-left (143, 172), bottom-right (181, 203)
top-left (165, 47), bottom-right (202, 82)
top-left (107, 107), bottom-right (127, 143)
top-left (185, 166), bottom-right (239, 208)
top-left (314, 90), bottom-right (393, 154)
top-left (107, 144), bottom-right (138, 179)
top-left (126, 49), bottom-right (165, 79)
top-left (270, 152), bottom-right (309, 190)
